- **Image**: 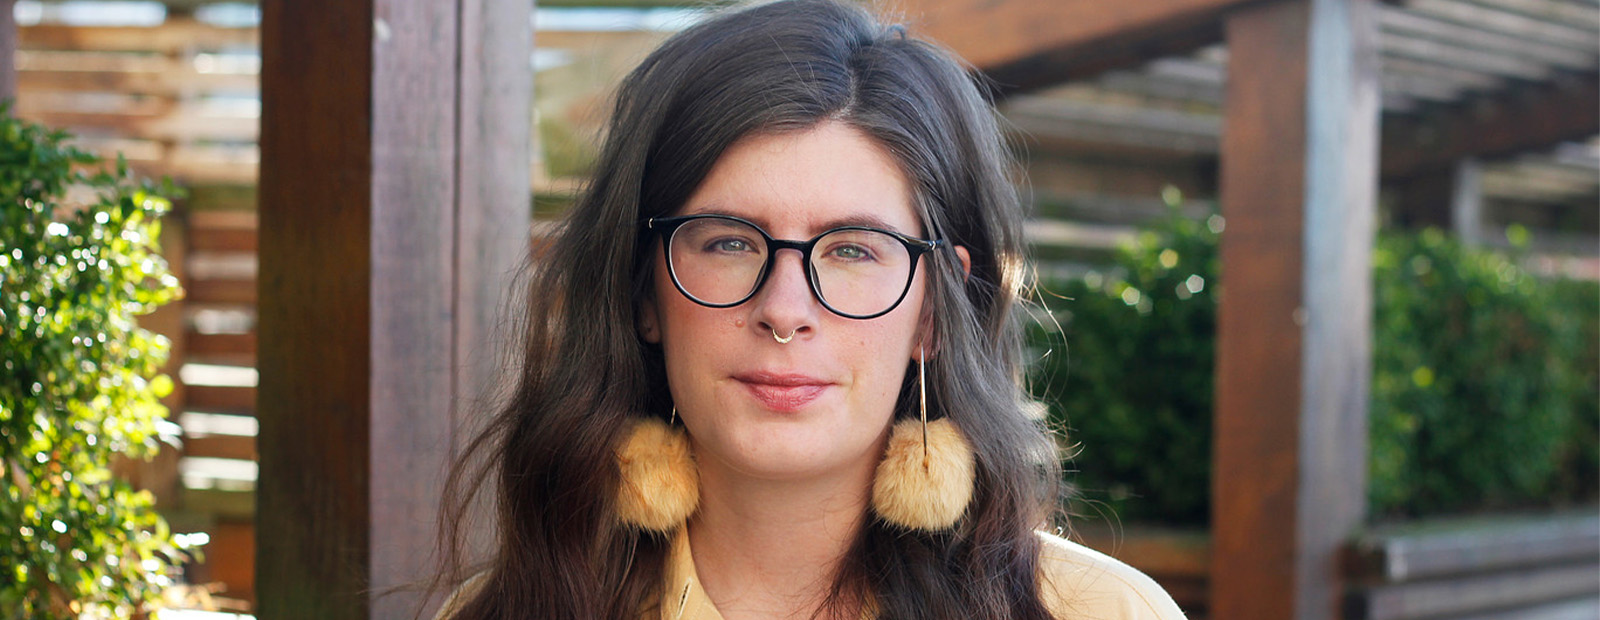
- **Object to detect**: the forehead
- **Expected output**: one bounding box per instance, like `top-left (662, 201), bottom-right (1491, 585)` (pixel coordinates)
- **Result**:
top-left (678, 122), bottom-right (921, 237)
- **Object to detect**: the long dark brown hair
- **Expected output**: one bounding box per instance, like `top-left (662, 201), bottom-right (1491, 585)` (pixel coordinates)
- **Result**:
top-left (426, 1), bottom-right (1062, 618)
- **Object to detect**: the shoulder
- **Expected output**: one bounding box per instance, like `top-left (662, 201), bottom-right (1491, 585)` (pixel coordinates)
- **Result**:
top-left (1034, 530), bottom-right (1188, 620)
top-left (431, 572), bottom-right (490, 620)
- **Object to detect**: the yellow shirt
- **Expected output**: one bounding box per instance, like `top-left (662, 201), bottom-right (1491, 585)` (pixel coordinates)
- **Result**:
top-left (436, 528), bottom-right (1187, 620)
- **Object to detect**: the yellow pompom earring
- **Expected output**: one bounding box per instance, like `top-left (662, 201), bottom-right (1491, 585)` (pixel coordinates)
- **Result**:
top-left (614, 408), bottom-right (699, 532)
top-left (871, 346), bottom-right (976, 531)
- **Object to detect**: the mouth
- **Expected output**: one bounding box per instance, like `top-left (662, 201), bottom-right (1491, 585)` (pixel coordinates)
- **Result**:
top-left (732, 371), bottom-right (831, 412)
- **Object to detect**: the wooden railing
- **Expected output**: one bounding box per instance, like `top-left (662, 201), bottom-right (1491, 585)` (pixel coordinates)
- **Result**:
top-left (1344, 511), bottom-right (1600, 619)
top-left (17, 18), bottom-right (260, 184)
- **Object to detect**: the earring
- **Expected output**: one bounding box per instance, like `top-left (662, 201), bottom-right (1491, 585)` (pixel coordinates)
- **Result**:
top-left (615, 414), bottom-right (699, 532)
top-left (871, 346), bottom-right (976, 531)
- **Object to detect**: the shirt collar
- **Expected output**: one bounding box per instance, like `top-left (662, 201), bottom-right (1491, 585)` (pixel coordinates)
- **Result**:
top-left (657, 527), bottom-right (723, 620)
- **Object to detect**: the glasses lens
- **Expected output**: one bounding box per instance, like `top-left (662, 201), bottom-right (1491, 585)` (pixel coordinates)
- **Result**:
top-left (811, 229), bottom-right (914, 317)
top-left (667, 218), bottom-right (769, 305)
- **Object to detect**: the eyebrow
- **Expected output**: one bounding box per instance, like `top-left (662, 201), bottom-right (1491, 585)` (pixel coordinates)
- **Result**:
top-left (683, 206), bottom-right (915, 237)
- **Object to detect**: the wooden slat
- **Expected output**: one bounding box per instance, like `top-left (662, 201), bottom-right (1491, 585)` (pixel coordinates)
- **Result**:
top-left (186, 332), bottom-right (257, 360)
top-left (185, 434), bottom-right (257, 461)
top-left (1407, 0), bottom-right (1598, 49)
top-left (20, 109), bottom-right (258, 142)
top-left (19, 68), bottom-right (258, 97)
top-left (19, 19), bottom-right (258, 53)
top-left (188, 228), bottom-right (258, 253)
top-left (1382, 74), bottom-right (1600, 179)
top-left (1076, 526), bottom-right (1212, 577)
top-left (1378, 5), bottom-right (1596, 71)
top-left (181, 488), bottom-right (255, 521)
top-left (186, 385), bottom-right (255, 414)
top-left (1350, 512), bottom-right (1600, 582)
top-left (186, 278), bottom-right (256, 305)
top-left (1355, 562), bottom-right (1600, 620)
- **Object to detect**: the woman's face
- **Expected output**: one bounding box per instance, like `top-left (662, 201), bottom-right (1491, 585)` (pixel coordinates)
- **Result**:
top-left (639, 121), bottom-right (935, 484)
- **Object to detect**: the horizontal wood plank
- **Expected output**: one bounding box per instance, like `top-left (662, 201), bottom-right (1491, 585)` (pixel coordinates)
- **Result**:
top-left (186, 278), bottom-right (257, 305)
top-left (185, 385), bottom-right (255, 414)
top-left (184, 434), bottom-right (257, 461)
top-left (20, 19), bottom-right (257, 53)
top-left (186, 332), bottom-right (256, 360)
top-left (1350, 512), bottom-right (1600, 581)
top-left (1356, 562), bottom-right (1600, 620)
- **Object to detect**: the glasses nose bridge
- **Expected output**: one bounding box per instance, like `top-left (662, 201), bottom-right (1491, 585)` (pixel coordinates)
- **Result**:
top-left (758, 237), bottom-right (819, 293)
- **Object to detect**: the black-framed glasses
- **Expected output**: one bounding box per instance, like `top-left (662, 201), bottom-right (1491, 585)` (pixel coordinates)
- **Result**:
top-left (645, 214), bottom-right (942, 320)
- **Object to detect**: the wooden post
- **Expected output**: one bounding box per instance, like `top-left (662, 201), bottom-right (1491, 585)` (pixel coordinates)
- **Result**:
top-left (0, 0), bottom-right (15, 102)
top-left (1212, 0), bottom-right (1379, 618)
top-left (255, 0), bottom-right (531, 617)
top-left (1451, 158), bottom-right (1483, 245)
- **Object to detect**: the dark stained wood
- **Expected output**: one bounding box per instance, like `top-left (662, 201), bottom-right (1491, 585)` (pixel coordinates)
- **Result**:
top-left (1382, 74), bottom-right (1600, 180)
top-left (1213, 5), bottom-right (1310, 616)
top-left (187, 228), bottom-right (258, 253)
top-left (187, 278), bottom-right (256, 305)
top-left (1213, 1), bottom-right (1380, 619)
top-left (187, 385), bottom-right (255, 414)
top-left (256, 0), bottom-right (376, 615)
top-left (186, 332), bottom-right (256, 361)
top-left (256, 0), bottom-right (531, 618)
top-left (185, 434), bottom-right (258, 461)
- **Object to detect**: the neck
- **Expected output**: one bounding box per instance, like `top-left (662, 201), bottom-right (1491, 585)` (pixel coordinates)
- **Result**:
top-left (687, 460), bottom-right (875, 620)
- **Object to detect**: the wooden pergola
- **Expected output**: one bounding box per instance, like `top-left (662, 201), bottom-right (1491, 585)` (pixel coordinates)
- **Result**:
top-left (2, 0), bottom-right (1594, 618)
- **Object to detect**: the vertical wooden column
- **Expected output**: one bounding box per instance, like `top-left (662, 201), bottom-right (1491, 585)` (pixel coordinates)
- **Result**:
top-left (1451, 158), bottom-right (1484, 245)
top-left (1212, 0), bottom-right (1379, 618)
top-left (255, 0), bottom-right (531, 617)
top-left (0, 0), bottom-right (15, 102)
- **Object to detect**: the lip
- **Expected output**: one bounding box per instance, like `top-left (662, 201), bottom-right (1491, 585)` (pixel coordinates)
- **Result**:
top-left (733, 371), bottom-right (831, 412)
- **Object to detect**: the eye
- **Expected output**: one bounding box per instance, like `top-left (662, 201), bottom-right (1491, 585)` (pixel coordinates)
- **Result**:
top-left (706, 237), bottom-right (758, 254)
top-left (826, 244), bottom-right (875, 262)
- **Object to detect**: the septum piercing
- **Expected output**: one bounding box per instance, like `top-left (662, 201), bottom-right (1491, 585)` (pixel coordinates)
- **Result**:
top-left (772, 327), bottom-right (797, 344)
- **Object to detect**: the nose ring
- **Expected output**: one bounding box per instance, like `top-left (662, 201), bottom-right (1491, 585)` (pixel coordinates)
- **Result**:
top-left (772, 327), bottom-right (797, 344)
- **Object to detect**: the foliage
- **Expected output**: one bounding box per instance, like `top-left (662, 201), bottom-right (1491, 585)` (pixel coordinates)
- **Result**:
top-left (1028, 193), bottom-right (1599, 526)
top-left (1368, 229), bottom-right (1598, 517)
top-left (1028, 191), bottom-right (1221, 525)
top-left (0, 104), bottom-right (193, 618)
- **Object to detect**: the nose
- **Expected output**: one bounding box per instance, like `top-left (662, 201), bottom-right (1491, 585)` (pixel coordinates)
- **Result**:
top-left (750, 248), bottom-right (818, 342)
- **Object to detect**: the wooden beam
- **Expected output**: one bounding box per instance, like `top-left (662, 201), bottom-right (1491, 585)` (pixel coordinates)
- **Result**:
top-left (1213, 1), bottom-right (1380, 619)
top-left (1382, 74), bottom-right (1600, 179)
top-left (255, 0), bottom-right (531, 618)
top-left (898, 0), bottom-right (1266, 95)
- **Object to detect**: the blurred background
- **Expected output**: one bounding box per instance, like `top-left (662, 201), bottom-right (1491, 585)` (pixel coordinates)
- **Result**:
top-left (3, 0), bottom-right (1595, 618)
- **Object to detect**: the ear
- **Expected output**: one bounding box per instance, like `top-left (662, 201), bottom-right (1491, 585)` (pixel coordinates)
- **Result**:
top-left (953, 245), bottom-right (972, 278)
top-left (914, 245), bottom-right (972, 359)
top-left (637, 295), bottom-right (662, 344)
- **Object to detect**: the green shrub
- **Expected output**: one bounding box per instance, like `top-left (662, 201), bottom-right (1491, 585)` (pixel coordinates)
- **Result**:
top-left (1028, 197), bottom-right (1221, 525)
top-left (0, 106), bottom-right (193, 618)
top-left (1029, 199), bottom-right (1599, 525)
top-left (1368, 229), bottom-right (1598, 517)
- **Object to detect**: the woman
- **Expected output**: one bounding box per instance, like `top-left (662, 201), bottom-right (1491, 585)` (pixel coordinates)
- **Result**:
top-left (429, 1), bottom-right (1185, 619)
